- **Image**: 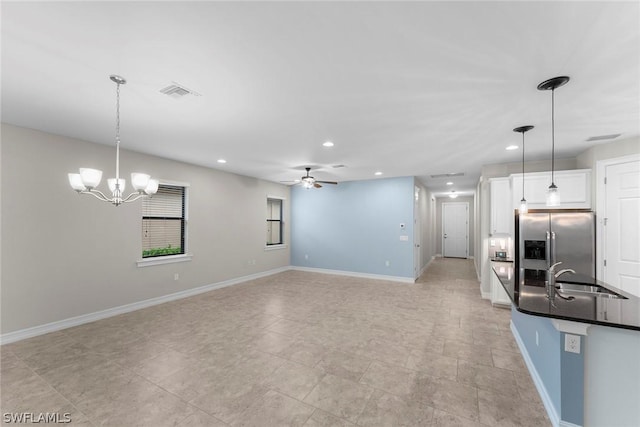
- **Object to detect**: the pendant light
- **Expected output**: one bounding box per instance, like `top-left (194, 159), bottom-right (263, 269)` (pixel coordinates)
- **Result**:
top-left (68, 75), bottom-right (159, 206)
top-left (513, 125), bottom-right (534, 214)
top-left (537, 76), bottom-right (570, 207)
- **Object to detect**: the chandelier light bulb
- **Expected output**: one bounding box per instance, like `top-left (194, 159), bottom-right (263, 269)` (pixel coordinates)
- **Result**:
top-left (108, 178), bottom-right (126, 195)
top-left (68, 173), bottom-right (86, 192)
top-left (131, 173), bottom-right (151, 191)
top-left (145, 179), bottom-right (159, 195)
top-left (79, 168), bottom-right (102, 189)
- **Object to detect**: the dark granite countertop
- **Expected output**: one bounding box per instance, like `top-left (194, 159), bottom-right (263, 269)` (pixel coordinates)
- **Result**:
top-left (492, 263), bottom-right (640, 331)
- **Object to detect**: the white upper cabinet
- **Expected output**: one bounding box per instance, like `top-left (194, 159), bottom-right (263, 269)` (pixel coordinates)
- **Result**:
top-left (490, 177), bottom-right (512, 235)
top-left (510, 169), bottom-right (591, 209)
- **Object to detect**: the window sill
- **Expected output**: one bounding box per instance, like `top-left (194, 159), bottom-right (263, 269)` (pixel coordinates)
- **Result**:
top-left (136, 253), bottom-right (193, 268)
top-left (264, 244), bottom-right (287, 251)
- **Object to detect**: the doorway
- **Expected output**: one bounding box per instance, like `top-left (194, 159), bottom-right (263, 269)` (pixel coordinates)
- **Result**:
top-left (598, 154), bottom-right (640, 297)
top-left (442, 202), bottom-right (469, 258)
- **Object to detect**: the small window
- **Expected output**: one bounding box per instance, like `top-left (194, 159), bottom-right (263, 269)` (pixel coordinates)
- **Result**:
top-left (267, 198), bottom-right (283, 246)
top-left (142, 185), bottom-right (186, 258)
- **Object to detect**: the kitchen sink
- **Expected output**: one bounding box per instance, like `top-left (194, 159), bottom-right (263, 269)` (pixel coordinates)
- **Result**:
top-left (556, 282), bottom-right (626, 299)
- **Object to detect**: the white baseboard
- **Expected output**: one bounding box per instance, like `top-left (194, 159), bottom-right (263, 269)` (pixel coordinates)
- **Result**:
top-left (290, 266), bottom-right (415, 284)
top-left (0, 266), bottom-right (290, 345)
top-left (416, 256), bottom-right (435, 279)
top-left (559, 421), bottom-right (582, 427)
top-left (481, 290), bottom-right (492, 300)
top-left (511, 320), bottom-right (562, 427)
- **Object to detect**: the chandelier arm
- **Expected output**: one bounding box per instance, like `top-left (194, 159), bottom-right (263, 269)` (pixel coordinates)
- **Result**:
top-left (81, 189), bottom-right (111, 202)
top-left (122, 192), bottom-right (146, 203)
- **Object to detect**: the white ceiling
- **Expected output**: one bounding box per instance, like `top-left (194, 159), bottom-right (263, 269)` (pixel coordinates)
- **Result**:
top-left (2, 1), bottom-right (639, 197)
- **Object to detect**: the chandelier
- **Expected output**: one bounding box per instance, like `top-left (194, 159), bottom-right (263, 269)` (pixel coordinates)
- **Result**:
top-left (68, 75), bottom-right (158, 206)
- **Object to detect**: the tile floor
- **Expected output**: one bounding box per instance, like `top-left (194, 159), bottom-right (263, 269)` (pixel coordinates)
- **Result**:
top-left (1, 258), bottom-right (550, 426)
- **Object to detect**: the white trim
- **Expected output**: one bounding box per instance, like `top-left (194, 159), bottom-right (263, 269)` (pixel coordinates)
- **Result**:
top-left (266, 194), bottom-right (286, 200)
top-left (481, 290), bottom-right (492, 300)
top-left (136, 253), bottom-right (193, 267)
top-left (290, 266), bottom-right (415, 284)
top-left (0, 266), bottom-right (289, 345)
top-left (595, 153), bottom-right (640, 282)
top-left (511, 320), bottom-right (561, 427)
top-left (264, 244), bottom-right (288, 251)
top-left (559, 421), bottom-right (582, 427)
top-left (551, 319), bottom-right (592, 336)
top-left (417, 255), bottom-right (435, 279)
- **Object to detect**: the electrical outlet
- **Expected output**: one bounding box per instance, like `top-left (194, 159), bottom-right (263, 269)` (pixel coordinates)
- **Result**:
top-left (385, 260), bottom-right (390, 267)
top-left (304, 254), bottom-right (309, 260)
top-left (174, 273), bottom-right (179, 281)
top-left (564, 334), bottom-right (581, 354)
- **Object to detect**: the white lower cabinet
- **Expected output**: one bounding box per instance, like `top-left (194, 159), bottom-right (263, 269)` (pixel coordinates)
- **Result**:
top-left (491, 262), bottom-right (512, 306)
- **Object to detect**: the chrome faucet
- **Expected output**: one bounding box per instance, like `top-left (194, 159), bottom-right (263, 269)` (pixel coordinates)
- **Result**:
top-left (547, 262), bottom-right (576, 303)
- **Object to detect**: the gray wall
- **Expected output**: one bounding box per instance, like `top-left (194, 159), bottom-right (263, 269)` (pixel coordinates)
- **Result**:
top-left (1, 124), bottom-right (290, 334)
top-left (435, 195), bottom-right (475, 257)
top-left (415, 180), bottom-right (437, 274)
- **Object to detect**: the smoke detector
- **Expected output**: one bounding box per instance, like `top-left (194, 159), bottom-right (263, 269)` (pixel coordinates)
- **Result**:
top-left (159, 82), bottom-right (201, 99)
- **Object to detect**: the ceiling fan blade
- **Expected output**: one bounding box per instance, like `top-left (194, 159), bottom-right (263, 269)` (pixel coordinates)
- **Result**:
top-left (316, 180), bottom-right (338, 185)
top-left (314, 183), bottom-right (322, 188)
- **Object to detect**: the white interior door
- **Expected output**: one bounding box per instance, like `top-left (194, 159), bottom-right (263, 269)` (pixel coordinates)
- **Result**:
top-left (604, 159), bottom-right (640, 297)
top-left (443, 202), bottom-right (468, 258)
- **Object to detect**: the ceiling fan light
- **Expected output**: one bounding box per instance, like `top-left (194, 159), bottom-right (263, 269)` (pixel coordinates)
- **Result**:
top-left (68, 173), bottom-right (86, 192)
top-left (79, 168), bottom-right (102, 189)
top-left (144, 179), bottom-right (159, 195)
top-left (131, 173), bottom-right (150, 191)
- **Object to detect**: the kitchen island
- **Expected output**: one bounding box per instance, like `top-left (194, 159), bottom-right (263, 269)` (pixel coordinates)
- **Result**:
top-left (492, 262), bottom-right (640, 330)
top-left (492, 262), bottom-right (640, 427)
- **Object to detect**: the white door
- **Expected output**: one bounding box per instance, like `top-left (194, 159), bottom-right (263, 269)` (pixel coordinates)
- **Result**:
top-left (603, 159), bottom-right (640, 297)
top-left (414, 186), bottom-right (422, 279)
top-left (443, 202), bottom-right (468, 258)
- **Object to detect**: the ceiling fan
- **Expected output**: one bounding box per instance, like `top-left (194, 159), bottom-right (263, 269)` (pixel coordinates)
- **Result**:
top-left (282, 167), bottom-right (338, 189)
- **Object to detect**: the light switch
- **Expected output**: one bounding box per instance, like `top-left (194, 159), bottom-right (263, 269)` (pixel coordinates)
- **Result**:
top-left (490, 239), bottom-right (496, 247)
top-left (399, 235), bottom-right (409, 241)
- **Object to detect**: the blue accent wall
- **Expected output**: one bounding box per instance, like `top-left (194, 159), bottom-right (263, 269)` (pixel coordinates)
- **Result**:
top-left (561, 332), bottom-right (584, 426)
top-left (512, 308), bottom-right (586, 426)
top-left (291, 176), bottom-right (414, 278)
top-left (511, 308), bottom-right (562, 414)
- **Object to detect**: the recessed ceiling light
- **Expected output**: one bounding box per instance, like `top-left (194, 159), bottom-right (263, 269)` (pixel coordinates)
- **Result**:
top-left (217, 159), bottom-right (227, 164)
top-left (506, 145), bottom-right (519, 151)
top-left (446, 181), bottom-right (453, 186)
top-left (374, 171), bottom-right (383, 176)
top-left (449, 191), bottom-right (458, 199)
top-left (323, 141), bottom-right (334, 147)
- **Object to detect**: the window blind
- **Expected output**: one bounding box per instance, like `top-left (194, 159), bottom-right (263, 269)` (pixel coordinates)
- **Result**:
top-left (142, 185), bottom-right (185, 257)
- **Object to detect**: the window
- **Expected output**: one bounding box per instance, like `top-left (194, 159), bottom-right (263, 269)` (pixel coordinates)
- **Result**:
top-left (142, 184), bottom-right (185, 258)
top-left (266, 198), bottom-right (283, 246)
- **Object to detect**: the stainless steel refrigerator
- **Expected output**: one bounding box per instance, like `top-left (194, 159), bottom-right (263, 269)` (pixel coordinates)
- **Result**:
top-left (515, 209), bottom-right (596, 278)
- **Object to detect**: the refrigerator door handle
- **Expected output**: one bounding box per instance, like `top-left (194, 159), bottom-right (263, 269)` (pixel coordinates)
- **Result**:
top-left (546, 231), bottom-right (551, 268)
top-left (551, 231), bottom-right (557, 265)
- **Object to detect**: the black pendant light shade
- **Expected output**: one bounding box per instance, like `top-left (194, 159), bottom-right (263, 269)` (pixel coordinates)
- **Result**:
top-left (513, 125), bottom-right (534, 214)
top-left (538, 76), bottom-right (570, 207)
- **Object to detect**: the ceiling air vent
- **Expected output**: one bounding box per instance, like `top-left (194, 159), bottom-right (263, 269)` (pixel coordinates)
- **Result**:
top-left (586, 134), bottom-right (621, 142)
top-left (332, 164), bottom-right (347, 168)
top-left (430, 172), bottom-right (464, 178)
top-left (159, 82), bottom-right (201, 99)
